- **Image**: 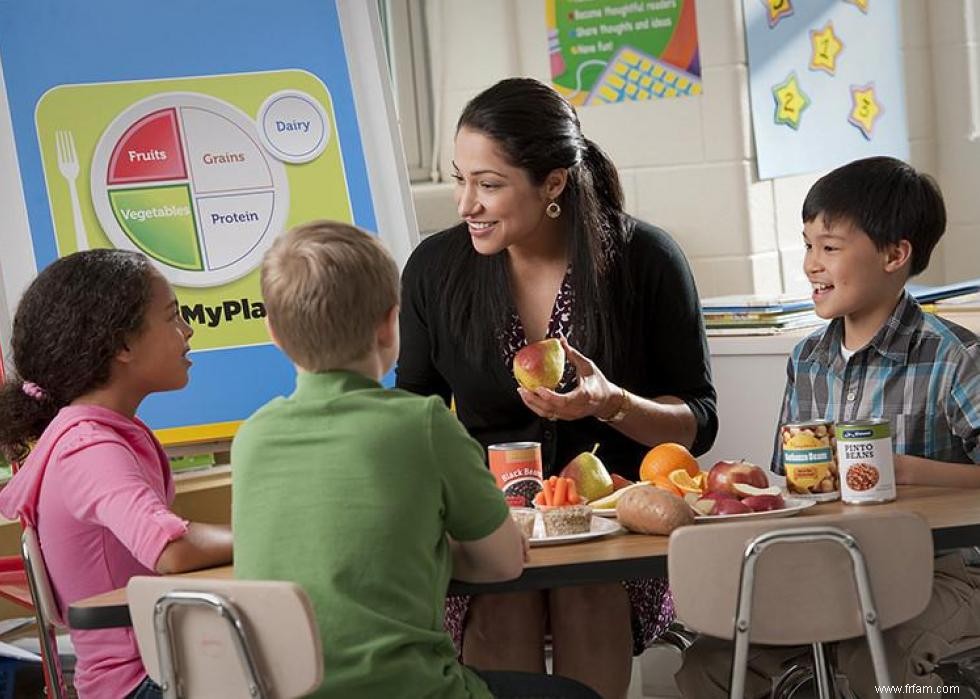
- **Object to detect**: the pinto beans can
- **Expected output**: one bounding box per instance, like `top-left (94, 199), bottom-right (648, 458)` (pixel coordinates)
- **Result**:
top-left (835, 418), bottom-right (896, 504)
top-left (488, 442), bottom-right (544, 508)
top-left (781, 421), bottom-right (839, 501)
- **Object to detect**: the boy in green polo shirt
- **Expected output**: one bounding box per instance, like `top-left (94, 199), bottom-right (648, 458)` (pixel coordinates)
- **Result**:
top-left (232, 221), bottom-right (599, 699)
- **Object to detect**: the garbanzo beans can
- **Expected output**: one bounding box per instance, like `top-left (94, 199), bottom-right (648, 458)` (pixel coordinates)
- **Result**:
top-left (781, 421), bottom-right (839, 501)
top-left (835, 418), bottom-right (896, 504)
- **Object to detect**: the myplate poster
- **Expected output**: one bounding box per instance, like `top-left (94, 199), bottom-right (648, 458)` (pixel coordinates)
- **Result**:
top-left (0, 1), bottom-right (414, 443)
top-left (744, 0), bottom-right (909, 179)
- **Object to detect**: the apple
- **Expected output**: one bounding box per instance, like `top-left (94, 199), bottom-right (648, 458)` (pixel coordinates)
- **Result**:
top-left (693, 497), bottom-right (752, 516)
top-left (706, 460), bottom-right (769, 498)
top-left (741, 494), bottom-right (785, 512)
top-left (559, 445), bottom-right (614, 501)
top-left (513, 338), bottom-right (565, 391)
top-left (610, 473), bottom-right (634, 491)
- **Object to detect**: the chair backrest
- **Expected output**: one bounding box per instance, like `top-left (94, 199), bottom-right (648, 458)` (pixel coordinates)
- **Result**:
top-left (668, 511), bottom-right (934, 645)
top-left (21, 526), bottom-right (69, 699)
top-left (127, 575), bottom-right (323, 699)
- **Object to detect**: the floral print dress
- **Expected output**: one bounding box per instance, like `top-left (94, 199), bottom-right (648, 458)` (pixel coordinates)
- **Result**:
top-left (443, 271), bottom-right (675, 656)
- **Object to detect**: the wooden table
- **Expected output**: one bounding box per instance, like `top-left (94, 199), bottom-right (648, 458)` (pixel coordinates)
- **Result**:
top-left (67, 485), bottom-right (980, 631)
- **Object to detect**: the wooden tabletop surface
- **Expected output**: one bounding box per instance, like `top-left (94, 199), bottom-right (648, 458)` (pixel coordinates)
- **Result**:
top-left (67, 485), bottom-right (980, 629)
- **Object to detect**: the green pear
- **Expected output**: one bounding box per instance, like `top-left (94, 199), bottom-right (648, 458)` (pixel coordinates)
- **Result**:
top-left (513, 338), bottom-right (565, 391)
top-left (559, 444), bottom-right (614, 502)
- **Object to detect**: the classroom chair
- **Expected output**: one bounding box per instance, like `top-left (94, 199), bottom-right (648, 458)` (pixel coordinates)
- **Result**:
top-left (668, 511), bottom-right (935, 699)
top-left (22, 526), bottom-right (71, 699)
top-left (127, 576), bottom-right (322, 699)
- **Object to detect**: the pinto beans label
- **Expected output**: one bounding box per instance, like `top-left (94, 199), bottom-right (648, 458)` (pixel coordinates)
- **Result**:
top-left (835, 419), bottom-right (896, 504)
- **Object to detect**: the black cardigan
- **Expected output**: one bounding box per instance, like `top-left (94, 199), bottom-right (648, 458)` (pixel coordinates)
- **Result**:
top-left (396, 218), bottom-right (718, 481)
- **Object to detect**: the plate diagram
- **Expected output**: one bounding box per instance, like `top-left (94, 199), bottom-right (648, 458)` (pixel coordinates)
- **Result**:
top-left (91, 93), bottom-right (290, 287)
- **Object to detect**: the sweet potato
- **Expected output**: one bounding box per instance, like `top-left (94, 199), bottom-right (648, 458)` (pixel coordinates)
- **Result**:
top-left (615, 485), bottom-right (694, 535)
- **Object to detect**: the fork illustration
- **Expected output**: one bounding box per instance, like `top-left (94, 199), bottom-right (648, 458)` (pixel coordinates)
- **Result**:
top-left (55, 130), bottom-right (88, 252)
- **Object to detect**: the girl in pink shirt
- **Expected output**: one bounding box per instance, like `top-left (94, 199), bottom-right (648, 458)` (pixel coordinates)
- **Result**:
top-left (0, 250), bottom-right (233, 699)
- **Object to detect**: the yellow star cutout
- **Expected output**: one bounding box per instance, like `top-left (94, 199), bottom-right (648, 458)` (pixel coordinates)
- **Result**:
top-left (845, 0), bottom-right (869, 13)
top-left (762, 0), bottom-right (794, 28)
top-left (848, 83), bottom-right (883, 139)
top-left (809, 21), bottom-right (843, 75)
top-left (772, 72), bottom-right (811, 130)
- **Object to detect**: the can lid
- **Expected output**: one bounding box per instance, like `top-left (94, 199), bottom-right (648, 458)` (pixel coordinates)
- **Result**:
top-left (488, 442), bottom-right (542, 450)
top-left (835, 418), bottom-right (890, 427)
top-left (782, 420), bottom-right (834, 430)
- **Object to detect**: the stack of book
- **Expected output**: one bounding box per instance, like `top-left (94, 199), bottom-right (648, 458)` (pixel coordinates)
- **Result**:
top-left (908, 277), bottom-right (980, 313)
top-left (701, 294), bottom-right (825, 336)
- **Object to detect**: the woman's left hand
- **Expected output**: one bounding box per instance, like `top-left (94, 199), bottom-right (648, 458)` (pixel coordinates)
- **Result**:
top-left (517, 336), bottom-right (618, 421)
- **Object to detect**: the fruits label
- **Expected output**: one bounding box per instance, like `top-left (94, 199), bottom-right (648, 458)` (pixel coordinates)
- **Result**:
top-left (781, 421), bottom-right (839, 501)
top-left (488, 442), bottom-right (544, 508)
top-left (835, 419), bottom-right (896, 504)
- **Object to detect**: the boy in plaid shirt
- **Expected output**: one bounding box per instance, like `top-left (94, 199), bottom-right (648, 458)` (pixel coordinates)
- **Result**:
top-left (678, 157), bottom-right (979, 698)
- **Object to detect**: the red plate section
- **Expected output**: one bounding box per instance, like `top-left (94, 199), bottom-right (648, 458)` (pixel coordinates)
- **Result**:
top-left (107, 108), bottom-right (187, 184)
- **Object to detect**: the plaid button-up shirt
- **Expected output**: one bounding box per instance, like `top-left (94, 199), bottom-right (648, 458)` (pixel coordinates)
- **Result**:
top-left (772, 291), bottom-right (980, 472)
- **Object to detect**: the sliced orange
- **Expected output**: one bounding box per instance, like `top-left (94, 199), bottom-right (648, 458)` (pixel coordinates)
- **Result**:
top-left (651, 474), bottom-right (683, 497)
top-left (668, 468), bottom-right (704, 495)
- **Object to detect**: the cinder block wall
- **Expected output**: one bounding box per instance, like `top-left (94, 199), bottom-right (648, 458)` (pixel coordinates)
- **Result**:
top-left (412, 0), bottom-right (972, 295)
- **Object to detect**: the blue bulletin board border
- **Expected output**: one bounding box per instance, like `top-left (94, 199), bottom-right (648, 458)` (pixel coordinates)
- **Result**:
top-left (0, 1), bottom-right (378, 439)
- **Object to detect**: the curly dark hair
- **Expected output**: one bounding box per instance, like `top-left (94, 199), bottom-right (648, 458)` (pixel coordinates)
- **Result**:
top-left (0, 249), bottom-right (154, 461)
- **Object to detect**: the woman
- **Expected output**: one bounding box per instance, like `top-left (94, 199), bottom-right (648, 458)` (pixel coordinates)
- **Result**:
top-left (396, 77), bottom-right (717, 698)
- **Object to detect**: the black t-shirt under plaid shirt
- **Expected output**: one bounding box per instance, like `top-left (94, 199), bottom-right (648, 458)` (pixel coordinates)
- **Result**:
top-left (771, 291), bottom-right (980, 472)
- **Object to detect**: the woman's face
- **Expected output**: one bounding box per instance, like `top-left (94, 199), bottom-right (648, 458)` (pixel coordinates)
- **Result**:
top-left (451, 127), bottom-right (556, 256)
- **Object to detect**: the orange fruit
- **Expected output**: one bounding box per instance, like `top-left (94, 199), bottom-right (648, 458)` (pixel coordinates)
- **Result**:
top-left (651, 474), bottom-right (683, 497)
top-left (639, 442), bottom-right (700, 483)
top-left (668, 469), bottom-right (704, 495)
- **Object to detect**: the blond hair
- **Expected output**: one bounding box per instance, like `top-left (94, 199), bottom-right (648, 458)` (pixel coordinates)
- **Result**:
top-left (261, 221), bottom-right (399, 371)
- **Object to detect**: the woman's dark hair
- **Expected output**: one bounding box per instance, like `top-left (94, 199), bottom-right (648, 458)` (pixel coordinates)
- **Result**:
top-left (802, 156), bottom-right (946, 276)
top-left (444, 77), bottom-right (632, 368)
top-left (0, 249), bottom-right (155, 461)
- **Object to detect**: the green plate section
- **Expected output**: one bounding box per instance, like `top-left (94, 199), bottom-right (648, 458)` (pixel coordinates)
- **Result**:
top-left (109, 184), bottom-right (202, 270)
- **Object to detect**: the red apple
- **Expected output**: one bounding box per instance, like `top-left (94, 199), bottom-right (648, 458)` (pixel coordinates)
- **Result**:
top-left (741, 494), bottom-right (785, 512)
top-left (706, 460), bottom-right (769, 498)
top-left (693, 496), bottom-right (752, 516)
top-left (711, 499), bottom-right (753, 515)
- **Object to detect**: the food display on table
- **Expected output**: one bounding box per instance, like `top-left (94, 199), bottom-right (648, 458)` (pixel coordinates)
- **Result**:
top-left (781, 420), bottom-right (840, 501)
top-left (512, 338), bottom-right (566, 391)
top-left (558, 443), bottom-right (614, 501)
top-left (836, 418), bottom-right (896, 504)
top-left (488, 441), bottom-right (544, 508)
top-left (615, 485), bottom-right (694, 535)
top-left (509, 508), bottom-right (536, 538)
top-left (534, 475), bottom-right (592, 536)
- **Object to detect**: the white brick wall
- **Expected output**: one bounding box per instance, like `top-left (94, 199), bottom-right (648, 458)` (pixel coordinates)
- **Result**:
top-left (412, 0), bottom-right (974, 294)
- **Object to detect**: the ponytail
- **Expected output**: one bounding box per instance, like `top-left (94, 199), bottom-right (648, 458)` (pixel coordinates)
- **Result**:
top-left (0, 379), bottom-right (61, 462)
top-left (582, 137), bottom-right (625, 223)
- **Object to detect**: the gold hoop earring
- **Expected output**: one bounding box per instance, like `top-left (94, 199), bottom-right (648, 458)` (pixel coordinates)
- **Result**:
top-left (545, 201), bottom-right (561, 219)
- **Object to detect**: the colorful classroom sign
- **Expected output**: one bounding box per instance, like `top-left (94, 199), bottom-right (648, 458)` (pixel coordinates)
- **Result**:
top-left (0, 2), bottom-right (415, 444)
top-left (546, 0), bottom-right (701, 106)
top-left (744, 0), bottom-right (909, 179)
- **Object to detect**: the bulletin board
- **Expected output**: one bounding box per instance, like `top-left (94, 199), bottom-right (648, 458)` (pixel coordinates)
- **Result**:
top-left (0, 1), bottom-right (418, 444)
top-left (547, 0), bottom-right (701, 106)
top-left (743, 0), bottom-right (909, 179)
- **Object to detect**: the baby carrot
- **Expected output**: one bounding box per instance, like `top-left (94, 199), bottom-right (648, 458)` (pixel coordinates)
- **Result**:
top-left (543, 479), bottom-right (554, 506)
top-left (534, 491), bottom-right (546, 506)
top-left (554, 476), bottom-right (568, 506)
top-left (567, 479), bottom-right (579, 504)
